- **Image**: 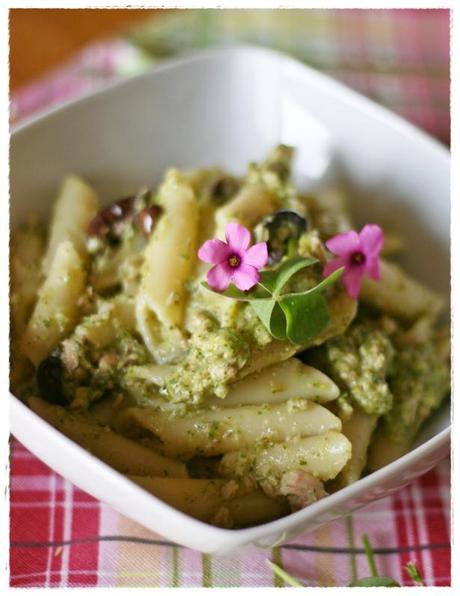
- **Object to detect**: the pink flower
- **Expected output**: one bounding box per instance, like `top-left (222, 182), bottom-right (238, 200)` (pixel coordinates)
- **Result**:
top-left (198, 222), bottom-right (268, 292)
top-left (322, 224), bottom-right (384, 299)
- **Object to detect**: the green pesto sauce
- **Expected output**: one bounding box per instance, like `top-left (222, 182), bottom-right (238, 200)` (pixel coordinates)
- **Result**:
top-left (165, 326), bottom-right (251, 405)
top-left (384, 342), bottom-right (450, 443)
top-left (231, 303), bottom-right (272, 348)
top-left (60, 317), bottom-right (150, 408)
top-left (324, 321), bottom-right (395, 416)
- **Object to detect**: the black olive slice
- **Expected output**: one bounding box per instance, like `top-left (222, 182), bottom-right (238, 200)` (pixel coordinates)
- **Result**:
top-left (257, 210), bottom-right (308, 264)
top-left (36, 356), bottom-right (68, 405)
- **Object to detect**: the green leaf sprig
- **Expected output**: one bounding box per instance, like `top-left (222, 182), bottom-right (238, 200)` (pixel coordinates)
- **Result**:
top-left (405, 561), bottom-right (425, 586)
top-left (267, 534), bottom-right (425, 588)
top-left (203, 257), bottom-right (343, 345)
top-left (267, 561), bottom-right (303, 587)
top-left (349, 534), bottom-right (400, 587)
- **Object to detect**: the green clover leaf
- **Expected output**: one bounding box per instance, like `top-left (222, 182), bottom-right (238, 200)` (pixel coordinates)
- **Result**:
top-left (201, 281), bottom-right (270, 300)
top-left (201, 257), bottom-right (343, 345)
top-left (250, 299), bottom-right (287, 341)
top-left (258, 256), bottom-right (318, 295)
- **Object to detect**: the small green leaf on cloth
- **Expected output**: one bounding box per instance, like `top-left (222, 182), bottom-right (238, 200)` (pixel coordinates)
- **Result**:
top-left (405, 561), bottom-right (424, 586)
top-left (349, 576), bottom-right (400, 587)
top-left (267, 561), bottom-right (303, 588)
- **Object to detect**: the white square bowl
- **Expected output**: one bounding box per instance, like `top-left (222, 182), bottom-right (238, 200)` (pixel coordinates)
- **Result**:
top-left (10, 46), bottom-right (450, 555)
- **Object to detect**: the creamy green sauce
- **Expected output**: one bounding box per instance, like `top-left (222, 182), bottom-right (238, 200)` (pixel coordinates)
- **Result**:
top-left (323, 320), bottom-right (395, 416)
top-left (165, 326), bottom-right (251, 404)
top-left (316, 312), bottom-right (450, 438)
top-left (384, 342), bottom-right (450, 442)
top-left (60, 314), bottom-right (150, 408)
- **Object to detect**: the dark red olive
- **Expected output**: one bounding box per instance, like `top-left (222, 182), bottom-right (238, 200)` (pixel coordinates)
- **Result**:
top-left (87, 196), bottom-right (135, 237)
top-left (137, 205), bottom-right (163, 236)
top-left (107, 197), bottom-right (134, 219)
top-left (87, 212), bottom-right (109, 238)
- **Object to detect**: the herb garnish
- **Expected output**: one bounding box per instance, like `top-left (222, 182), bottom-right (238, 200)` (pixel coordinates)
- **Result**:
top-left (267, 534), bottom-right (425, 587)
top-left (203, 256), bottom-right (343, 345)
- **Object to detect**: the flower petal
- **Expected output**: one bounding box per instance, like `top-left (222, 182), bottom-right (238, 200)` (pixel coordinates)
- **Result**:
top-left (364, 254), bottom-right (381, 281)
top-left (243, 242), bottom-right (268, 269)
top-left (342, 265), bottom-right (364, 299)
top-left (359, 224), bottom-right (384, 256)
top-left (232, 264), bottom-right (260, 291)
top-left (206, 262), bottom-right (233, 292)
top-left (198, 239), bottom-right (231, 264)
top-left (225, 222), bottom-right (251, 253)
top-left (325, 230), bottom-right (360, 257)
top-left (322, 256), bottom-right (347, 278)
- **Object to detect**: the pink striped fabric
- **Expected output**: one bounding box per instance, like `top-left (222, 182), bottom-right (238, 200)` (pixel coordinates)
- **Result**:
top-left (10, 440), bottom-right (451, 587)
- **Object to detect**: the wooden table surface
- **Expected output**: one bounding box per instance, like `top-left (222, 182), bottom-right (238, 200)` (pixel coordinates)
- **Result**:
top-left (9, 9), bottom-right (161, 91)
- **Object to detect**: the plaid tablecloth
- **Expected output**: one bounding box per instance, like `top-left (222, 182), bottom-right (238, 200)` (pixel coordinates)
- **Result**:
top-left (10, 8), bottom-right (451, 587)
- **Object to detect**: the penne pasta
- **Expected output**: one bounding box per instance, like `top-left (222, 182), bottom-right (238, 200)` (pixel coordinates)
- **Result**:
top-left (334, 410), bottom-right (379, 488)
top-left (136, 170), bottom-right (199, 361)
top-left (125, 363), bottom-right (174, 386)
top-left (42, 174), bottom-right (98, 273)
top-left (123, 400), bottom-right (342, 459)
top-left (367, 430), bottom-right (412, 472)
top-left (22, 241), bottom-right (86, 367)
top-left (215, 184), bottom-right (281, 233)
top-left (10, 218), bottom-right (45, 339)
top-left (129, 476), bottom-right (289, 527)
top-left (381, 231), bottom-right (405, 257)
top-left (206, 358), bottom-right (339, 408)
top-left (219, 430), bottom-right (352, 483)
top-left (29, 396), bottom-right (188, 478)
top-left (360, 259), bottom-right (444, 322)
top-left (306, 187), bottom-right (353, 239)
top-left (10, 218), bottom-right (46, 386)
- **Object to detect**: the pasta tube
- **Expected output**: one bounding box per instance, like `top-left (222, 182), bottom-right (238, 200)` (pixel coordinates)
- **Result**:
top-left (136, 170), bottom-right (199, 361)
top-left (307, 187), bottom-right (353, 239)
top-left (334, 410), bottom-right (378, 487)
top-left (129, 477), bottom-right (289, 527)
top-left (10, 218), bottom-right (45, 338)
top-left (206, 358), bottom-right (339, 408)
top-left (125, 363), bottom-right (174, 386)
top-left (219, 430), bottom-right (352, 483)
top-left (29, 396), bottom-right (188, 478)
top-left (10, 218), bottom-right (46, 386)
top-left (42, 174), bottom-right (98, 273)
top-left (123, 400), bottom-right (342, 459)
top-left (22, 241), bottom-right (86, 366)
top-left (367, 430), bottom-right (414, 472)
top-left (215, 184), bottom-right (280, 233)
top-left (360, 259), bottom-right (444, 322)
